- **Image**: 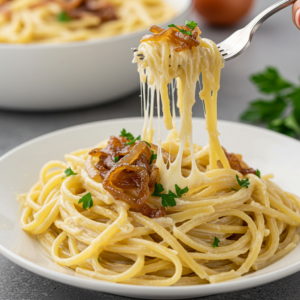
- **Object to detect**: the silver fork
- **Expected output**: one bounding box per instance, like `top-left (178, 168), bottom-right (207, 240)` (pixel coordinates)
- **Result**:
top-left (218, 0), bottom-right (296, 61)
top-left (132, 0), bottom-right (296, 62)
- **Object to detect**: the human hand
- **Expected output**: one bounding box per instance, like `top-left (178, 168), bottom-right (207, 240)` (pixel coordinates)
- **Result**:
top-left (292, 0), bottom-right (300, 29)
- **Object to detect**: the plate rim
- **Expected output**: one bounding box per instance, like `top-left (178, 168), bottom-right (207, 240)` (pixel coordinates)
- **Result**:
top-left (1, 116), bottom-right (300, 298)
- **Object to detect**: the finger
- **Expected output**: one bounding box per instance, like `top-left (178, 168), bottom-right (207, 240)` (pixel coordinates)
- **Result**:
top-left (292, 0), bottom-right (300, 29)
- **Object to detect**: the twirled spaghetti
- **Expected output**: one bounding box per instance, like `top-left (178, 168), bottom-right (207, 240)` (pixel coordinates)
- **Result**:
top-left (19, 23), bottom-right (300, 286)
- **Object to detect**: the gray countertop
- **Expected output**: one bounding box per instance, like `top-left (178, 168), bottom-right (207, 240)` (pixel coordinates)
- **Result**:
top-left (1, 0), bottom-right (300, 299)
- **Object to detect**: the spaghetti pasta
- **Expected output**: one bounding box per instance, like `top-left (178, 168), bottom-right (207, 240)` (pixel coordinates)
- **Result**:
top-left (19, 23), bottom-right (300, 286)
top-left (0, 0), bottom-right (174, 43)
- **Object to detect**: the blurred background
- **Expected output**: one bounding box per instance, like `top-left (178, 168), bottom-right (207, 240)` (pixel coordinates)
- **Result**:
top-left (1, 0), bottom-right (300, 299)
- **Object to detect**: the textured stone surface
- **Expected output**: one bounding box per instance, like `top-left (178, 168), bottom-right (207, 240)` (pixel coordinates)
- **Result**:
top-left (1, 0), bottom-right (300, 299)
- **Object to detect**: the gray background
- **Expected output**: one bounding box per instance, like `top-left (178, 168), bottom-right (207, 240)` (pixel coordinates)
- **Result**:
top-left (1, 0), bottom-right (300, 299)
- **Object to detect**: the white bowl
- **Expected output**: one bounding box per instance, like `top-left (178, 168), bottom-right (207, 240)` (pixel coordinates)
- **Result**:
top-left (0, 0), bottom-right (192, 111)
top-left (0, 117), bottom-right (300, 299)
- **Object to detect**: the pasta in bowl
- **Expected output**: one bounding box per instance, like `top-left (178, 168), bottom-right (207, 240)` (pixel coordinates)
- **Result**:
top-left (0, 0), bottom-right (191, 110)
top-left (17, 21), bottom-right (300, 288)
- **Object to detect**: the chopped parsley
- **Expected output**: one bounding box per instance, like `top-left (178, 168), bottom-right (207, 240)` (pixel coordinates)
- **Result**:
top-left (150, 150), bottom-right (157, 164)
top-left (232, 175), bottom-right (250, 191)
top-left (98, 258), bottom-right (100, 263)
top-left (240, 67), bottom-right (300, 138)
top-left (175, 184), bottom-right (189, 197)
top-left (114, 156), bottom-right (119, 164)
top-left (256, 169), bottom-right (261, 178)
top-left (185, 20), bottom-right (198, 30)
top-left (78, 192), bottom-right (93, 210)
top-left (143, 141), bottom-right (151, 148)
top-left (152, 183), bottom-right (189, 208)
top-left (124, 135), bottom-right (141, 145)
top-left (120, 129), bottom-right (134, 141)
top-left (168, 20), bottom-right (198, 36)
top-left (62, 167), bottom-right (78, 179)
top-left (168, 24), bottom-right (192, 36)
top-left (212, 237), bottom-right (220, 248)
top-left (57, 11), bottom-right (71, 22)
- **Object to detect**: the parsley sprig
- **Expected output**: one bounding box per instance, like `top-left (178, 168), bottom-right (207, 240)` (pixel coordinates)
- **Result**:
top-left (62, 167), bottom-right (78, 179)
top-left (150, 151), bottom-right (157, 164)
top-left (114, 156), bottom-right (119, 164)
top-left (256, 169), bottom-right (261, 178)
top-left (151, 183), bottom-right (189, 207)
top-left (78, 192), bottom-right (93, 210)
top-left (120, 129), bottom-right (134, 140)
top-left (120, 129), bottom-right (141, 145)
top-left (57, 11), bottom-right (71, 22)
top-left (124, 135), bottom-right (141, 145)
top-left (168, 20), bottom-right (198, 36)
top-left (232, 175), bottom-right (250, 192)
top-left (241, 67), bottom-right (300, 138)
top-left (212, 237), bottom-right (220, 248)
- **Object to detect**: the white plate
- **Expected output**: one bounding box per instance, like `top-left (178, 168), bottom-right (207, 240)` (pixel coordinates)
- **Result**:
top-left (0, 0), bottom-right (191, 111)
top-left (0, 117), bottom-right (300, 299)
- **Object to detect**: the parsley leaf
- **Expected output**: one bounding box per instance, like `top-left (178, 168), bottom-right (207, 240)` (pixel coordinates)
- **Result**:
top-left (143, 141), bottom-right (151, 148)
top-left (124, 135), bottom-right (141, 145)
top-left (78, 193), bottom-right (93, 210)
top-left (240, 96), bottom-right (287, 123)
top-left (120, 129), bottom-right (134, 141)
top-left (256, 169), bottom-right (261, 178)
top-left (114, 156), bottom-right (119, 164)
top-left (251, 67), bottom-right (292, 94)
top-left (57, 11), bottom-right (71, 22)
top-left (152, 182), bottom-right (165, 197)
top-left (232, 175), bottom-right (250, 191)
top-left (161, 191), bottom-right (177, 207)
top-left (185, 20), bottom-right (197, 30)
top-left (62, 167), bottom-right (78, 179)
top-left (237, 175), bottom-right (250, 188)
top-left (268, 115), bottom-right (300, 138)
top-left (168, 24), bottom-right (192, 36)
top-left (175, 184), bottom-right (189, 197)
top-left (152, 183), bottom-right (188, 207)
top-left (98, 258), bottom-right (100, 263)
top-left (150, 150), bottom-right (157, 164)
top-left (212, 237), bottom-right (220, 248)
top-left (241, 67), bottom-right (300, 138)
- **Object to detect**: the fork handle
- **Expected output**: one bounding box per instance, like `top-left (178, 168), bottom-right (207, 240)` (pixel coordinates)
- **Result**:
top-left (247, 0), bottom-right (297, 38)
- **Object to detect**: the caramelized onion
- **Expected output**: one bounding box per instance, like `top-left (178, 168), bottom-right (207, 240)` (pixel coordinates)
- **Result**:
top-left (87, 136), bottom-right (168, 218)
top-left (136, 204), bottom-right (166, 218)
top-left (140, 25), bottom-right (201, 52)
top-left (223, 148), bottom-right (256, 175)
top-left (103, 164), bottom-right (149, 209)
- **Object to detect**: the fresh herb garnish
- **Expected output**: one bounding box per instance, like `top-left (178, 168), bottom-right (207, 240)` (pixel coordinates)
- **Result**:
top-left (175, 184), bottom-right (189, 197)
top-left (57, 11), bottom-right (71, 22)
top-left (120, 129), bottom-right (135, 141)
top-left (256, 169), bottom-right (261, 178)
top-left (185, 20), bottom-right (198, 30)
top-left (78, 192), bottom-right (93, 210)
top-left (150, 150), bottom-right (157, 164)
top-left (152, 182), bottom-right (165, 196)
top-left (168, 24), bottom-right (192, 36)
top-left (232, 175), bottom-right (250, 191)
top-left (241, 67), bottom-right (300, 138)
top-left (152, 183), bottom-right (189, 208)
top-left (212, 237), bottom-right (220, 248)
top-left (114, 156), bottom-right (119, 164)
top-left (98, 258), bottom-right (100, 263)
top-left (143, 141), bottom-right (151, 148)
top-left (62, 167), bottom-right (78, 179)
top-left (124, 135), bottom-right (141, 145)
